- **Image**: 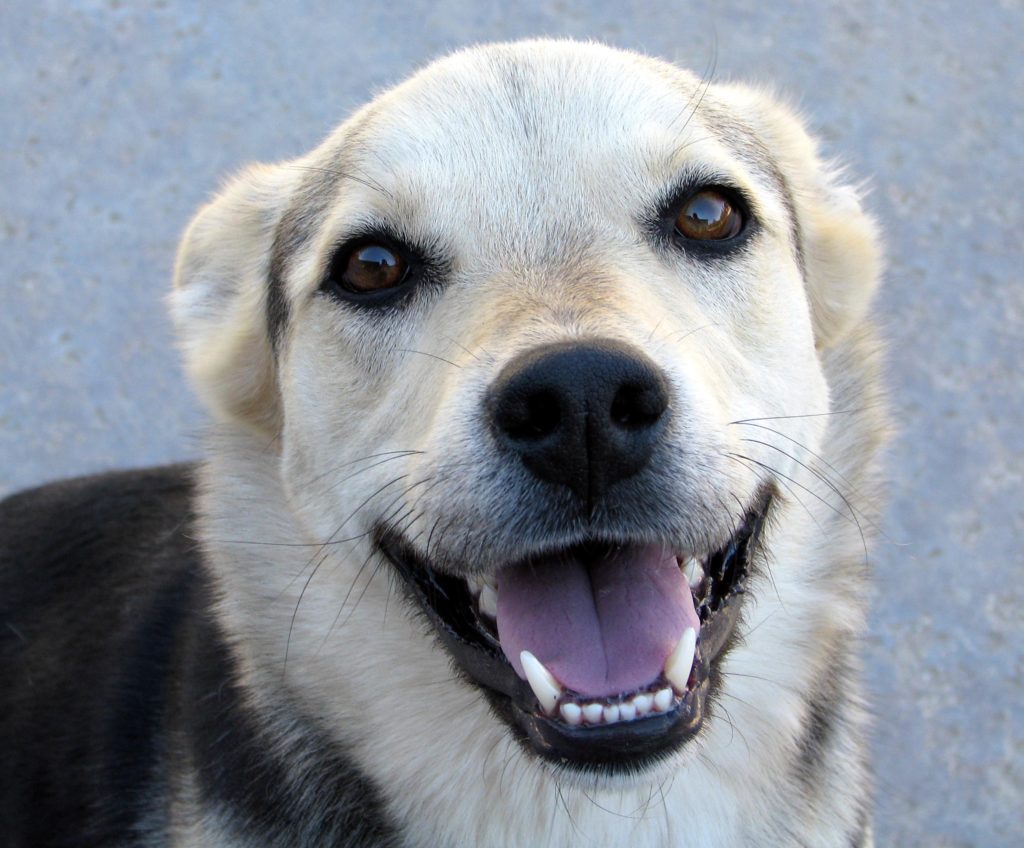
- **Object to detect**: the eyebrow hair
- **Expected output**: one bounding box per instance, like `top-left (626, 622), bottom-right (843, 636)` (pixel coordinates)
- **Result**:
top-left (264, 103), bottom-right (403, 350)
top-left (265, 145), bottom-right (391, 350)
top-left (681, 99), bottom-right (806, 276)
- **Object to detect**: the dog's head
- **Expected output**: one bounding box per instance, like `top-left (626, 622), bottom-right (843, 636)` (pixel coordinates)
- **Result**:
top-left (171, 41), bottom-right (881, 778)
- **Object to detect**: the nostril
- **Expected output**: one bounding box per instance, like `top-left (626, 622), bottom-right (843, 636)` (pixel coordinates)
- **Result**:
top-left (610, 383), bottom-right (667, 431)
top-left (501, 389), bottom-right (562, 441)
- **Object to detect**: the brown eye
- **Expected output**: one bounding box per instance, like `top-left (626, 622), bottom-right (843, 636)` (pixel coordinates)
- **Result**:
top-left (674, 190), bottom-right (744, 241)
top-left (341, 244), bottom-right (407, 292)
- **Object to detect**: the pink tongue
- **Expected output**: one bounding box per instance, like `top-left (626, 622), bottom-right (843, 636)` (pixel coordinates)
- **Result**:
top-left (496, 545), bottom-right (700, 698)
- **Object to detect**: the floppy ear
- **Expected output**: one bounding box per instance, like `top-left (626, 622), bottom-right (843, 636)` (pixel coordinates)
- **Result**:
top-left (170, 164), bottom-right (298, 435)
top-left (786, 145), bottom-right (883, 349)
top-left (720, 87), bottom-right (883, 348)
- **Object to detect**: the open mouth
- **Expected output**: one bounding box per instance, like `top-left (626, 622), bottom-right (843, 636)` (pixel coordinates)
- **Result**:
top-left (378, 485), bottom-right (773, 771)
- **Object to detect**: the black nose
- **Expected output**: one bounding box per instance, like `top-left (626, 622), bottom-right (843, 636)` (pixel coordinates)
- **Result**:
top-left (488, 340), bottom-right (670, 507)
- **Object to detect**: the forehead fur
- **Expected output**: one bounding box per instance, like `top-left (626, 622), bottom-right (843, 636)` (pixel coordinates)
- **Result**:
top-left (293, 40), bottom-right (794, 270)
top-left (358, 39), bottom-right (702, 154)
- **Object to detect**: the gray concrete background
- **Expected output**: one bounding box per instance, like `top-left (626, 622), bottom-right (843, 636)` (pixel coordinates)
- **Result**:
top-left (1, 1), bottom-right (1020, 844)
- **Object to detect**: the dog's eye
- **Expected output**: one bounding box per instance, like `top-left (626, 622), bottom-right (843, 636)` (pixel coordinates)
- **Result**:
top-left (674, 190), bottom-right (744, 241)
top-left (338, 244), bottom-right (408, 293)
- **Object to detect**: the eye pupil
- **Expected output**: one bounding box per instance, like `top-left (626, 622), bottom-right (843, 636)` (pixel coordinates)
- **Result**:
top-left (340, 243), bottom-right (407, 292)
top-left (674, 190), bottom-right (743, 241)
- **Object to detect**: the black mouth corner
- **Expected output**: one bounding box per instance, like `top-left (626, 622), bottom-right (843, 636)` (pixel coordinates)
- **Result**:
top-left (378, 484), bottom-right (774, 774)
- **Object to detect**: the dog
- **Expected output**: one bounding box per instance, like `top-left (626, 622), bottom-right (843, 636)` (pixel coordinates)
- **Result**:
top-left (0, 39), bottom-right (887, 847)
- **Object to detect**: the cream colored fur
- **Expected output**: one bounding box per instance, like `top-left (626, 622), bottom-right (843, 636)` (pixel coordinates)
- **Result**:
top-left (170, 40), bottom-right (885, 847)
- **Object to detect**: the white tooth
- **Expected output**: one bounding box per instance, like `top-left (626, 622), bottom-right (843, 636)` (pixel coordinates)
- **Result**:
top-left (560, 703), bottom-right (582, 725)
top-left (603, 704), bottom-right (620, 724)
top-left (466, 575), bottom-right (483, 597)
top-left (653, 688), bottom-right (674, 712)
top-left (633, 693), bottom-right (653, 716)
top-left (582, 703), bottom-right (604, 724)
top-left (665, 627), bottom-right (697, 694)
top-left (478, 583), bottom-right (498, 619)
top-left (682, 556), bottom-right (704, 589)
top-left (618, 701), bottom-right (637, 721)
top-left (520, 651), bottom-right (561, 715)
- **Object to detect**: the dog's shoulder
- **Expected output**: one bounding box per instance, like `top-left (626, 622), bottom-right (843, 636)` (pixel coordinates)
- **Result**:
top-left (1, 466), bottom-right (400, 847)
top-left (0, 460), bottom-right (197, 585)
top-left (0, 465), bottom-right (203, 845)
top-left (0, 462), bottom-right (202, 677)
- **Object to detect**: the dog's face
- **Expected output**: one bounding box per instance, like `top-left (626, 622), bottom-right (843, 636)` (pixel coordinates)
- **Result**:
top-left (172, 41), bottom-right (880, 783)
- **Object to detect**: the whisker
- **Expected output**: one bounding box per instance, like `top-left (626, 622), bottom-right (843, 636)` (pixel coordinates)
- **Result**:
top-left (724, 452), bottom-right (823, 534)
top-left (210, 450), bottom-right (423, 548)
top-left (280, 474), bottom-right (411, 596)
top-left (317, 470), bottom-right (445, 649)
top-left (744, 437), bottom-right (877, 557)
top-left (316, 545), bottom-right (378, 652)
top-left (726, 452), bottom-right (868, 567)
top-left (669, 33), bottom-right (718, 142)
top-left (442, 335), bottom-right (490, 364)
top-left (283, 547), bottom-right (331, 677)
top-left (714, 702), bottom-right (751, 754)
top-left (739, 608), bottom-right (780, 641)
top-left (283, 473), bottom-right (409, 672)
top-left (733, 425), bottom-right (893, 544)
top-left (724, 671), bottom-right (793, 692)
top-left (579, 787), bottom-right (642, 820)
top-left (211, 532), bottom-right (368, 550)
top-left (730, 421), bottom-right (858, 493)
top-left (739, 437), bottom-right (880, 538)
top-left (269, 530), bottom-right (371, 601)
top-left (382, 566), bottom-right (398, 627)
top-left (645, 317), bottom-right (666, 343)
top-left (314, 452), bottom-right (421, 503)
top-left (398, 348), bottom-right (462, 369)
top-left (719, 489), bottom-right (783, 609)
top-left (726, 452), bottom-right (850, 530)
top-left (728, 409), bottom-right (871, 425)
top-left (555, 782), bottom-right (583, 838)
top-left (283, 163), bottom-right (394, 200)
top-left (651, 321), bottom-right (719, 351)
top-left (304, 449), bottom-right (423, 491)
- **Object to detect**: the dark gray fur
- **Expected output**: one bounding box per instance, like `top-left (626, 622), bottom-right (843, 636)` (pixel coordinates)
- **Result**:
top-left (0, 466), bottom-right (398, 847)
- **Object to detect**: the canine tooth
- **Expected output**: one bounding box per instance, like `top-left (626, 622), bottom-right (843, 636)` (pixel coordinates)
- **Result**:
top-left (466, 575), bottom-right (483, 596)
top-left (478, 583), bottom-right (498, 619)
top-left (520, 651), bottom-right (561, 715)
top-left (633, 693), bottom-right (653, 716)
top-left (682, 556), bottom-right (705, 589)
top-left (665, 627), bottom-right (697, 694)
top-left (560, 703), bottom-right (582, 725)
top-left (618, 701), bottom-right (637, 721)
top-left (582, 703), bottom-right (604, 724)
top-left (603, 704), bottom-right (620, 724)
top-left (653, 688), bottom-right (673, 712)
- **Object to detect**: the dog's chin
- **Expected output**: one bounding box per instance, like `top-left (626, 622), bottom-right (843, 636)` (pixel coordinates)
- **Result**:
top-left (377, 485), bottom-right (774, 776)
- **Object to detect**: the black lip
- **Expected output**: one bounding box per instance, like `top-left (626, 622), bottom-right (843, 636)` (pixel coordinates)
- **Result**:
top-left (378, 485), bottom-right (774, 773)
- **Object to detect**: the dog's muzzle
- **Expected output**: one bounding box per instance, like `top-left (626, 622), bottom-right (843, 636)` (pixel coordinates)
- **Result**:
top-left (379, 340), bottom-right (774, 773)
